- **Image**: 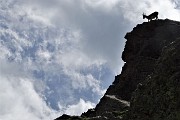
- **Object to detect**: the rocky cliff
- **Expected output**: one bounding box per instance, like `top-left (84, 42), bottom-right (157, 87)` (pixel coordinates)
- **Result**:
top-left (55, 19), bottom-right (180, 120)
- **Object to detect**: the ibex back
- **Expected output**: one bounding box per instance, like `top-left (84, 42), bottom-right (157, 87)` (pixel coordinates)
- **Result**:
top-left (143, 12), bottom-right (158, 22)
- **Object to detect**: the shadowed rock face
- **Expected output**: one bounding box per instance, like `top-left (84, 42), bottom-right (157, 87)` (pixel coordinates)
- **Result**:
top-left (55, 19), bottom-right (180, 120)
top-left (127, 34), bottom-right (180, 120)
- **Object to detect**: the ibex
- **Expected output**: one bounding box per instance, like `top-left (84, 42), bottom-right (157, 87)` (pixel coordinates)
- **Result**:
top-left (143, 11), bottom-right (158, 22)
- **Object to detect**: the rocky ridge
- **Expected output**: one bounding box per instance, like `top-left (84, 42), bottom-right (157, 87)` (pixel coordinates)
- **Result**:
top-left (55, 19), bottom-right (180, 120)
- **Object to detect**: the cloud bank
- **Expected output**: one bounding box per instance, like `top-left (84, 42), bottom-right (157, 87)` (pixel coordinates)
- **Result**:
top-left (0, 60), bottom-right (55, 120)
top-left (18, 0), bottom-right (180, 72)
top-left (0, 0), bottom-right (180, 120)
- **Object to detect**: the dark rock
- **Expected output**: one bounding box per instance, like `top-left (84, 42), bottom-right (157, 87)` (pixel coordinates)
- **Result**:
top-left (127, 38), bottom-right (180, 120)
top-left (55, 114), bottom-right (71, 120)
top-left (55, 19), bottom-right (180, 120)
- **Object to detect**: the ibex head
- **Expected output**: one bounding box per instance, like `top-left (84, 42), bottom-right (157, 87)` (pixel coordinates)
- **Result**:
top-left (142, 13), bottom-right (146, 19)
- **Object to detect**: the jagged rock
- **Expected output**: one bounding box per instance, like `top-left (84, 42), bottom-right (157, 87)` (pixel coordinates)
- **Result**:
top-left (55, 114), bottom-right (83, 120)
top-left (123, 19), bottom-right (180, 120)
top-left (55, 114), bottom-right (71, 120)
top-left (55, 19), bottom-right (180, 120)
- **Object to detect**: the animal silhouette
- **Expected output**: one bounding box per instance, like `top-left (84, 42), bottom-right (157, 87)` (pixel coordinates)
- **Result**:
top-left (143, 12), bottom-right (158, 22)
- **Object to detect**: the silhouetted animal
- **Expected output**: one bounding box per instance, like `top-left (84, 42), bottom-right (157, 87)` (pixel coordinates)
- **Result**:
top-left (143, 12), bottom-right (158, 22)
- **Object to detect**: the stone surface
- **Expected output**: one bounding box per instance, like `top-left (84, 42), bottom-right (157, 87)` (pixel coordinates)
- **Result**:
top-left (127, 38), bottom-right (180, 120)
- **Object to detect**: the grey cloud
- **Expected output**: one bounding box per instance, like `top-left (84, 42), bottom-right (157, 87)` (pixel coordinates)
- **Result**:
top-left (23, 0), bottom-right (131, 72)
top-left (2, 0), bottom-right (180, 118)
top-left (20, 0), bottom-right (180, 72)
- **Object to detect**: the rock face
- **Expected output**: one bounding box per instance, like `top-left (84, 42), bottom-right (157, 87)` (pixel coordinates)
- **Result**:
top-left (127, 30), bottom-right (180, 119)
top-left (55, 19), bottom-right (180, 120)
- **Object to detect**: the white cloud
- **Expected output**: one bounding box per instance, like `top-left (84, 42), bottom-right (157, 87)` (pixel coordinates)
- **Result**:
top-left (16, 0), bottom-right (129, 72)
top-left (63, 69), bottom-right (105, 96)
top-left (16, 0), bottom-right (180, 72)
top-left (0, 1), bottom-right (107, 118)
top-left (1, 0), bottom-right (180, 120)
top-left (0, 60), bottom-right (58, 120)
top-left (36, 48), bottom-right (52, 62)
top-left (64, 98), bottom-right (95, 116)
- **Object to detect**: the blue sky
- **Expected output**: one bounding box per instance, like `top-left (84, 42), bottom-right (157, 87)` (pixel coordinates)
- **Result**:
top-left (0, 0), bottom-right (180, 119)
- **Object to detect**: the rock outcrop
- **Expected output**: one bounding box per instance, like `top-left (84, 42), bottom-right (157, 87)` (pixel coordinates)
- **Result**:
top-left (55, 19), bottom-right (180, 120)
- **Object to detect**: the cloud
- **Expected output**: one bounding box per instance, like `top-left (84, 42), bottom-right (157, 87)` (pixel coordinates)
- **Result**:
top-left (16, 0), bottom-right (129, 73)
top-left (0, 60), bottom-right (57, 120)
top-left (0, 1), bottom-right (108, 118)
top-left (63, 98), bottom-right (95, 116)
top-left (51, 0), bottom-right (128, 72)
top-left (1, 0), bottom-right (180, 120)
top-left (16, 0), bottom-right (180, 72)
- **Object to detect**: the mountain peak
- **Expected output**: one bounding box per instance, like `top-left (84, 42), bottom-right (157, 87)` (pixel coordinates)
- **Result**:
top-left (55, 19), bottom-right (180, 120)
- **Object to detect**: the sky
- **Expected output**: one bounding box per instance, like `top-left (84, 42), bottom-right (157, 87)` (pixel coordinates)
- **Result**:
top-left (0, 0), bottom-right (180, 120)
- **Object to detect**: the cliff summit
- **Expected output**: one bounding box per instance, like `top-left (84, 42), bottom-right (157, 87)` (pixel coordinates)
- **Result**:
top-left (55, 19), bottom-right (180, 120)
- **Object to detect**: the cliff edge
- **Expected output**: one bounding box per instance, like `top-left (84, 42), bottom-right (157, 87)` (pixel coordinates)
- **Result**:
top-left (55, 19), bottom-right (180, 120)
